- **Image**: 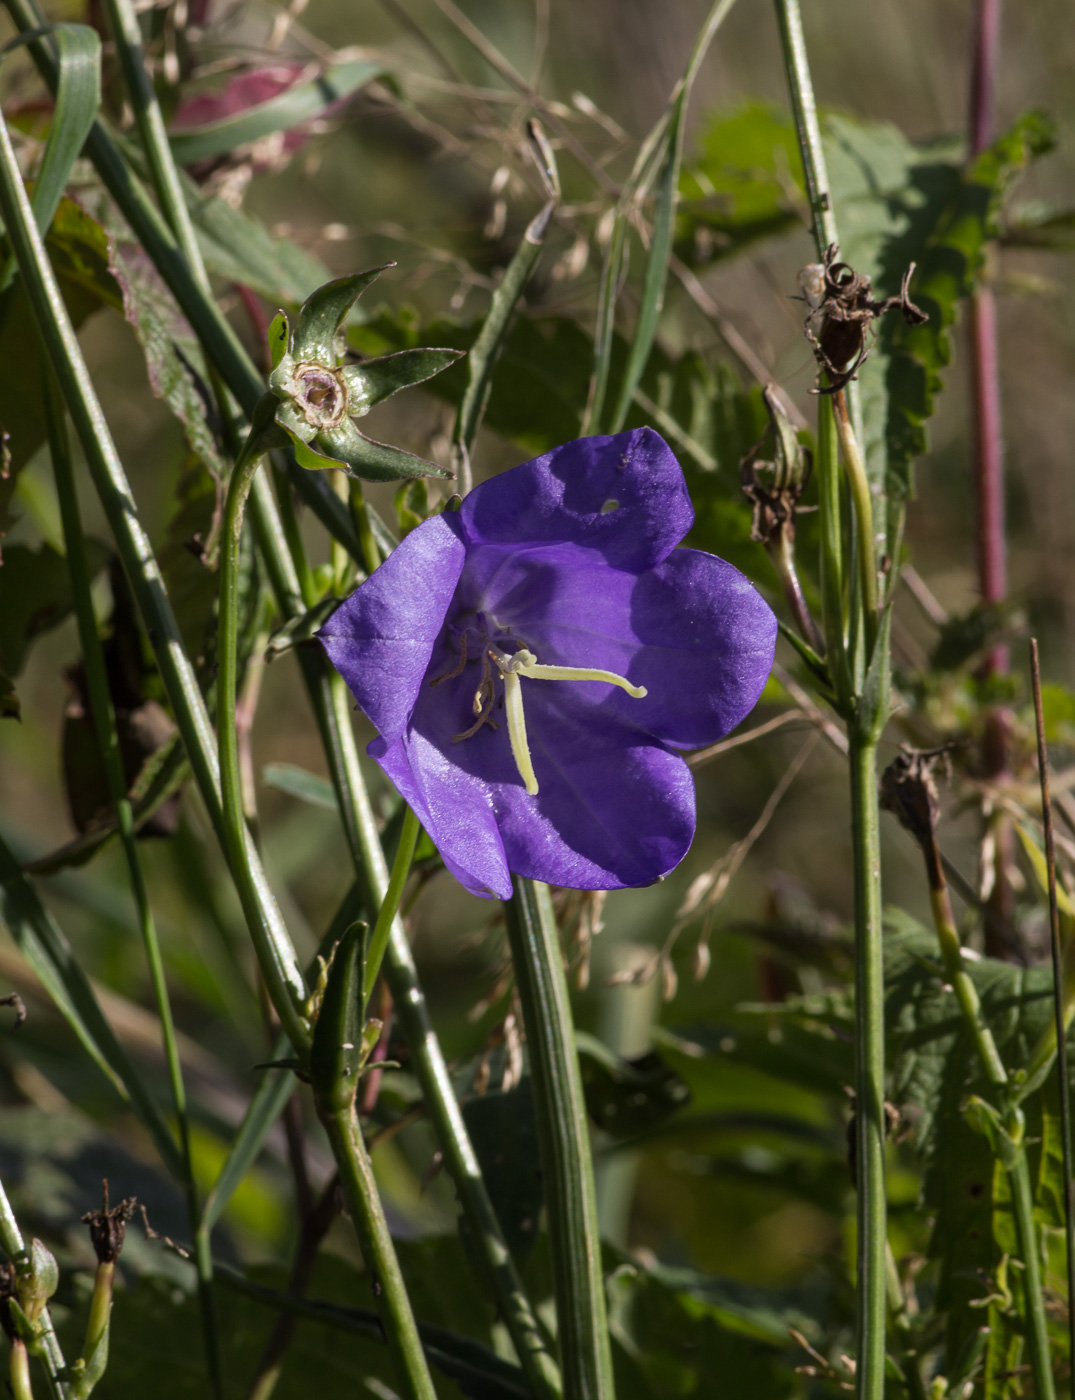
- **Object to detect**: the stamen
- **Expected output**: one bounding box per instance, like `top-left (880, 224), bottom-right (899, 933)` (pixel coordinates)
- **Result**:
top-left (453, 651), bottom-right (498, 742)
top-left (504, 647), bottom-right (647, 699)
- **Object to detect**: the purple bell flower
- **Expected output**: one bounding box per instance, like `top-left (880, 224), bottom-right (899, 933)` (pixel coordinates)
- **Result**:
top-left (319, 429), bottom-right (777, 899)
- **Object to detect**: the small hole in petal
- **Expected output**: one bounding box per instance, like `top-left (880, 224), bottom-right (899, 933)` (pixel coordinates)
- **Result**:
top-left (601, 498), bottom-right (619, 514)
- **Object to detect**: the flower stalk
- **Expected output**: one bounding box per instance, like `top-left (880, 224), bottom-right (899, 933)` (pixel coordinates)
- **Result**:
top-left (504, 878), bottom-right (615, 1400)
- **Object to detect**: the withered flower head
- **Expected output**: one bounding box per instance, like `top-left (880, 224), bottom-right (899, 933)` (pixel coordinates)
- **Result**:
top-left (81, 1181), bottom-right (138, 1266)
top-left (798, 243), bottom-right (928, 394)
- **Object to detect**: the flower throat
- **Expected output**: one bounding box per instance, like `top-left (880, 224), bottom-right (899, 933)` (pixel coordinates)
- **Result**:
top-left (432, 619), bottom-right (647, 796)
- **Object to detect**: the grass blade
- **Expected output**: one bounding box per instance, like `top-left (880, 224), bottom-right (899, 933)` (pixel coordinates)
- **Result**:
top-left (169, 58), bottom-right (389, 166)
top-left (606, 0), bottom-right (738, 434)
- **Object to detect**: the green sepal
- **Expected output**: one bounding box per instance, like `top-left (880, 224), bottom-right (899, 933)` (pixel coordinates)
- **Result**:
top-left (296, 416), bottom-right (452, 482)
top-left (267, 311), bottom-right (290, 370)
top-left (275, 398), bottom-right (318, 444)
top-left (310, 922), bottom-right (367, 1113)
top-left (291, 266), bottom-right (393, 365)
top-left (342, 347), bottom-right (464, 416)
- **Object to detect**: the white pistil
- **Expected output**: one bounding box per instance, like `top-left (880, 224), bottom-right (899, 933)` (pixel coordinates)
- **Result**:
top-left (491, 646), bottom-right (647, 796)
top-left (501, 667), bottom-right (539, 796)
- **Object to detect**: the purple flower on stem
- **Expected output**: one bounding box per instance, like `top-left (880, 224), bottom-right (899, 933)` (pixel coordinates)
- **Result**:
top-left (319, 429), bottom-right (777, 899)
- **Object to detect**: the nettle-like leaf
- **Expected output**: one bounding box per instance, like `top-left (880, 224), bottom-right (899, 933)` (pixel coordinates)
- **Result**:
top-left (825, 109), bottom-right (1055, 546)
top-left (677, 102), bottom-right (804, 265)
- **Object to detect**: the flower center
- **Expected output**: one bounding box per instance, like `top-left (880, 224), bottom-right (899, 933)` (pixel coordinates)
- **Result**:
top-left (432, 623), bottom-right (647, 797)
top-left (292, 363), bottom-right (349, 430)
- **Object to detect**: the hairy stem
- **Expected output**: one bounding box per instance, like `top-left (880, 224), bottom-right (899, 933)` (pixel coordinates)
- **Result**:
top-left (505, 877), bottom-right (614, 1400)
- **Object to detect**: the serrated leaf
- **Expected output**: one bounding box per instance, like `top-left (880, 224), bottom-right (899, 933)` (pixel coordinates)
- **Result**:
top-left (825, 110), bottom-right (1054, 533)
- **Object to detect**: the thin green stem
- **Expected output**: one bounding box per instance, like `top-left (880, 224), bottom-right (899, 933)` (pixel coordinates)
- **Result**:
top-left (217, 440), bottom-right (310, 1052)
top-left (362, 806), bottom-right (420, 1011)
top-left (0, 101), bottom-right (309, 1044)
top-left (1030, 636), bottom-right (1075, 1396)
top-left (848, 736), bottom-right (886, 1400)
top-left (10, 1341), bottom-right (33, 1400)
top-left (1006, 1132), bottom-right (1057, 1400)
top-left (505, 877), bottom-right (614, 1400)
top-left (44, 383), bottom-right (221, 1396)
top-left (815, 394), bottom-right (850, 701)
top-left (772, 0), bottom-right (837, 256)
top-left (928, 886), bottom-right (1008, 1086)
top-left (99, 0), bottom-right (206, 285)
top-left (319, 1108), bottom-right (436, 1400)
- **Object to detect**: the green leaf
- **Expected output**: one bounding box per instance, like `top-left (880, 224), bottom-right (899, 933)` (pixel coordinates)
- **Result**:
top-left (168, 58), bottom-right (390, 165)
top-left (0, 198), bottom-right (117, 537)
top-left (606, 1259), bottom-right (797, 1399)
top-left (0, 540), bottom-right (107, 679)
top-left (21, 24), bottom-right (100, 249)
top-left (187, 186), bottom-right (333, 303)
top-left (825, 109), bottom-right (1054, 522)
top-left (677, 102), bottom-right (803, 264)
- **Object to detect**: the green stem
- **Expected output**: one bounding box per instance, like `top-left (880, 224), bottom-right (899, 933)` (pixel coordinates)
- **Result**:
top-left (773, 0), bottom-right (838, 255)
top-left (0, 102), bottom-right (309, 1045)
top-left (362, 806), bottom-right (420, 1011)
top-left (927, 885), bottom-right (1008, 1087)
top-left (320, 675), bottom-right (562, 1400)
top-left (815, 394), bottom-right (850, 702)
top-left (44, 382), bottom-right (222, 1396)
top-left (1006, 1132), bottom-right (1057, 1400)
top-left (10, 1341), bottom-right (33, 1400)
top-left (848, 736), bottom-right (886, 1400)
top-left (319, 1109), bottom-right (436, 1400)
top-left (0, 1182), bottom-right (67, 1400)
top-left (217, 441), bottom-right (310, 1052)
top-left (504, 877), bottom-right (614, 1400)
top-left (99, 0), bottom-right (206, 282)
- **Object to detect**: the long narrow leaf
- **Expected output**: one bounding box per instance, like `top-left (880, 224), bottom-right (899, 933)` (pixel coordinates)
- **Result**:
top-left (169, 59), bottom-right (389, 166)
top-left (606, 0), bottom-right (739, 434)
